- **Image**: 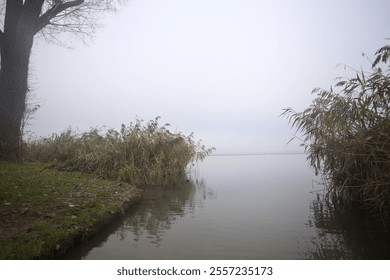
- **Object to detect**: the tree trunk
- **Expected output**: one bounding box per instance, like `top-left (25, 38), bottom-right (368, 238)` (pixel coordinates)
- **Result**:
top-left (0, 7), bottom-right (35, 161)
top-left (0, 43), bottom-right (33, 161)
top-left (0, 0), bottom-right (85, 161)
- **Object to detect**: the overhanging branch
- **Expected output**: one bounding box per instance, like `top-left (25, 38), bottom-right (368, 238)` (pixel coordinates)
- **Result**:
top-left (36, 0), bottom-right (84, 34)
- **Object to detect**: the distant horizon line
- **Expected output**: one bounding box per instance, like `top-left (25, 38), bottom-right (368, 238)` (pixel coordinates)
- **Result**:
top-left (209, 151), bottom-right (306, 156)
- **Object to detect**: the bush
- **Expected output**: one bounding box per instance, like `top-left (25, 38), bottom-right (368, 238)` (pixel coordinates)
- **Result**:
top-left (282, 54), bottom-right (390, 216)
top-left (24, 117), bottom-right (214, 186)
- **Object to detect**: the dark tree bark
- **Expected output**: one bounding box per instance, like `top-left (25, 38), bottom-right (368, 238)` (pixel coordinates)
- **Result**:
top-left (0, 0), bottom-right (84, 161)
top-left (0, 0), bottom-right (35, 160)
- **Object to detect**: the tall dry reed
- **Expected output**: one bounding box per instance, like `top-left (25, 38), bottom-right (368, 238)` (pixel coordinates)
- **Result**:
top-left (282, 55), bottom-right (390, 217)
top-left (24, 117), bottom-right (214, 186)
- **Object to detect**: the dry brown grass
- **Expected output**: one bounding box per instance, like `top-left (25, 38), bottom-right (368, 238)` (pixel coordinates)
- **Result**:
top-left (23, 117), bottom-right (214, 186)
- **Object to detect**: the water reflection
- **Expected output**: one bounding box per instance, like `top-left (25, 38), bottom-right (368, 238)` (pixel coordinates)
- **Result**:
top-left (116, 179), bottom-right (216, 248)
top-left (62, 177), bottom-right (217, 259)
top-left (61, 155), bottom-right (390, 260)
top-left (302, 192), bottom-right (390, 259)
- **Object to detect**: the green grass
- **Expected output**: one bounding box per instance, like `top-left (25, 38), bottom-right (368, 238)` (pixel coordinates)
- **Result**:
top-left (0, 162), bottom-right (140, 259)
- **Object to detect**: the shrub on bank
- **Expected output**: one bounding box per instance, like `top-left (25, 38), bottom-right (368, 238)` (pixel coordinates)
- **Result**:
top-left (24, 117), bottom-right (214, 186)
top-left (282, 53), bottom-right (390, 217)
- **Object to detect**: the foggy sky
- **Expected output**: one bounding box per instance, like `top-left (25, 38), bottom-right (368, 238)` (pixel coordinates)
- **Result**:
top-left (29, 0), bottom-right (390, 154)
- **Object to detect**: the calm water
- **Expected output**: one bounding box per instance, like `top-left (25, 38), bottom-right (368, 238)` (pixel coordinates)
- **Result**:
top-left (63, 154), bottom-right (390, 259)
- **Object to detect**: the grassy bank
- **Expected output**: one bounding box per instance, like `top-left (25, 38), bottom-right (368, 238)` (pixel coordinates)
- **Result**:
top-left (0, 162), bottom-right (141, 259)
top-left (1, 117), bottom-right (214, 259)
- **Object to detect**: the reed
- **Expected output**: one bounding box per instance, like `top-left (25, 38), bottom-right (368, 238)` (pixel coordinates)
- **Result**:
top-left (24, 117), bottom-right (214, 186)
top-left (282, 59), bottom-right (390, 217)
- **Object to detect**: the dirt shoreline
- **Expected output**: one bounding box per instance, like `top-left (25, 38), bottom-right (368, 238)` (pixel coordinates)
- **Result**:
top-left (0, 162), bottom-right (142, 259)
top-left (52, 188), bottom-right (141, 259)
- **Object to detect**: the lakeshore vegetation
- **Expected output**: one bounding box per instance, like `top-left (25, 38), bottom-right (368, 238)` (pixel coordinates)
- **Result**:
top-left (0, 117), bottom-right (214, 259)
top-left (23, 117), bottom-right (215, 186)
top-left (283, 47), bottom-right (390, 219)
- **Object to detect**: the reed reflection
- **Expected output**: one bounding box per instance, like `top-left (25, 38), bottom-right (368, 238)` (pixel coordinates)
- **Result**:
top-left (115, 178), bottom-right (216, 247)
top-left (301, 192), bottom-right (390, 259)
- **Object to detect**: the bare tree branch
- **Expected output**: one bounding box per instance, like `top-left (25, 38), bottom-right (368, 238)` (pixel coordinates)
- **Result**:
top-left (34, 0), bottom-right (127, 46)
top-left (36, 0), bottom-right (84, 34)
top-left (0, 1), bottom-right (127, 46)
top-left (0, 0), bottom-right (128, 160)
